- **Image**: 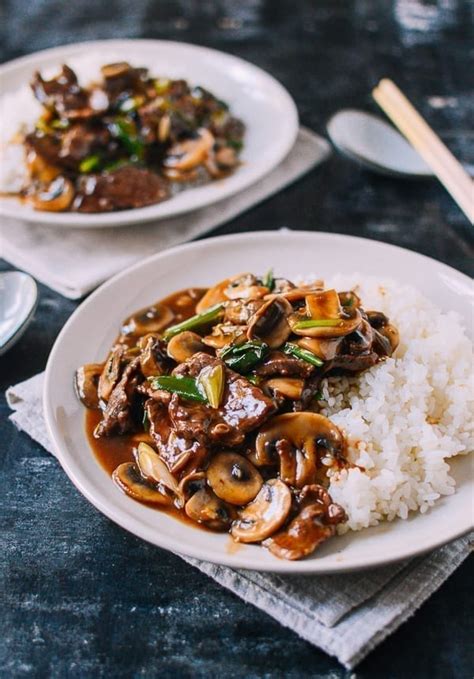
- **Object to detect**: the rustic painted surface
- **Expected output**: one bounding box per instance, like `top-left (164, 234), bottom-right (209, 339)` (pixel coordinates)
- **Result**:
top-left (1, 1), bottom-right (473, 677)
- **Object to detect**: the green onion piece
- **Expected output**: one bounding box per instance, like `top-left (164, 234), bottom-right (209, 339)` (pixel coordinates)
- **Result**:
top-left (263, 268), bottom-right (274, 291)
top-left (149, 375), bottom-right (207, 403)
top-left (119, 96), bottom-right (144, 113)
top-left (245, 373), bottom-right (261, 386)
top-left (51, 118), bottom-right (70, 130)
top-left (198, 364), bottom-right (225, 408)
top-left (283, 342), bottom-right (324, 367)
top-left (220, 340), bottom-right (269, 373)
top-left (154, 78), bottom-right (171, 95)
top-left (79, 155), bottom-right (101, 173)
top-left (163, 303), bottom-right (225, 340)
top-left (293, 319), bottom-right (342, 330)
top-left (227, 139), bottom-right (243, 151)
top-left (110, 118), bottom-right (144, 160)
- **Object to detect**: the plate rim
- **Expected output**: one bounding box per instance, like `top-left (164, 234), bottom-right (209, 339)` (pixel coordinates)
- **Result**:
top-left (43, 230), bottom-right (473, 573)
top-left (0, 38), bottom-right (299, 228)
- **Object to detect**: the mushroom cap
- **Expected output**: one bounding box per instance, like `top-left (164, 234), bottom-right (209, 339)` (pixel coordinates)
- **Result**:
top-left (231, 479), bottom-right (292, 543)
top-left (195, 275), bottom-right (238, 313)
top-left (295, 337), bottom-right (343, 361)
top-left (112, 462), bottom-right (172, 506)
top-left (247, 296), bottom-right (292, 349)
top-left (98, 345), bottom-right (125, 402)
top-left (264, 483), bottom-right (347, 560)
top-left (167, 331), bottom-right (207, 363)
top-left (264, 377), bottom-right (304, 400)
top-left (289, 307), bottom-right (362, 338)
top-left (134, 442), bottom-right (180, 498)
top-left (207, 452), bottom-right (263, 505)
top-left (184, 487), bottom-right (236, 530)
top-left (121, 303), bottom-right (174, 336)
top-left (255, 412), bottom-right (345, 488)
top-left (165, 128), bottom-right (214, 172)
top-left (30, 176), bottom-right (74, 212)
top-left (74, 362), bottom-right (104, 409)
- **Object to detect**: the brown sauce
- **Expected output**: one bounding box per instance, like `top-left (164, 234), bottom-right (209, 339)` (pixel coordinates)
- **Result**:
top-left (86, 286), bottom-right (214, 529)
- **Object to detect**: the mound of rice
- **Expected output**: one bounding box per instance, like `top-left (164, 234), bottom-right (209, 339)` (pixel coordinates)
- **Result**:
top-left (314, 275), bottom-right (473, 532)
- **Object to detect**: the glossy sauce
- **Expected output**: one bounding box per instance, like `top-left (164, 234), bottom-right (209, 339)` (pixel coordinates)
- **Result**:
top-left (86, 287), bottom-right (212, 527)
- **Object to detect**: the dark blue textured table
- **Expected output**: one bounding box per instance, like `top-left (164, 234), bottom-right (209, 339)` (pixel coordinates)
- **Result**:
top-left (1, 2), bottom-right (473, 677)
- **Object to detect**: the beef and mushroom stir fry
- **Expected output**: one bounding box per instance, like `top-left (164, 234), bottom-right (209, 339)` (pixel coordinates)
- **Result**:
top-left (76, 273), bottom-right (399, 560)
top-left (12, 62), bottom-right (244, 212)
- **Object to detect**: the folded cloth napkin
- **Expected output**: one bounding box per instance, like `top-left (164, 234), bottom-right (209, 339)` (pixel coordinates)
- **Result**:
top-left (0, 127), bottom-right (329, 299)
top-left (7, 373), bottom-right (472, 669)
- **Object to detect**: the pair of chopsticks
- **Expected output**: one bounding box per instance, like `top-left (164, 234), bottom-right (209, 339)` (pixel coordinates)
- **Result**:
top-left (373, 78), bottom-right (473, 223)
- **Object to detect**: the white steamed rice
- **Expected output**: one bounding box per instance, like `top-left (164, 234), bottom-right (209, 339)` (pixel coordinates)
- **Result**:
top-left (307, 275), bottom-right (473, 533)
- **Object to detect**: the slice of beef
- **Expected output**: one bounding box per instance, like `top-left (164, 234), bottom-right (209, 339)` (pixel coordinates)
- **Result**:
top-left (25, 132), bottom-right (65, 169)
top-left (94, 358), bottom-right (142, 438)
top-left (145, 398), bottom-right (207, 475)
top-left (59, 123), bottom-right (111, 163)
top-left (101, 63), bottom-right (149, 103)
top-left (172, 353), bottom-right (275, 446)
top-left (30, 65), bottom-right (102, 120)
top-left (74, 166), bottom-right (169, 212)
top-left (256, 352), bottom-right (314, 379)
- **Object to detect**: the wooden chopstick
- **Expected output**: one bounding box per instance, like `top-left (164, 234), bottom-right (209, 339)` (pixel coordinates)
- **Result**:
top-left (373, 78), bottom-right (473, 222)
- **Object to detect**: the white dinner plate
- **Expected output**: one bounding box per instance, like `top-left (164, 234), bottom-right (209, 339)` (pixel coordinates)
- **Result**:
top-left (0, 40), bottom-right (298, 228)
top-left (44, 231), bottom-right (473, 573)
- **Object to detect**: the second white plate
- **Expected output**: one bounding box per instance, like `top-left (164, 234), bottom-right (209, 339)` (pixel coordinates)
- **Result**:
top-left (0, 39), bottom-right (298, 228)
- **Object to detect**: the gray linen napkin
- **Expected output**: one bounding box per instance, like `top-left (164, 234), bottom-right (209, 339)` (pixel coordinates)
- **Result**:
top-left (7, 373), bottom-right (472, 669)
top-left (0, 127), bottom-right (329, 299)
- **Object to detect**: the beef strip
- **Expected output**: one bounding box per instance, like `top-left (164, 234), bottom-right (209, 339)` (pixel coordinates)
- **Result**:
top-left (171, 353), bottom-right (275, 447)
top-left (74, 166), bottom-right (170, 212)
top-left (25, 132), bottom-right (65, 169)
top-left (256, 352), bottom-right (314, 378)
top-left (145, 398), bottom-right (207, 475)
top-left (101, 63), bottom-right (149, 103)
top-left (94, 358), bottom-right (143, 438)
top-left (59, 123), bottom-right (111, 163)
top-left (30, 65), bottom-right (101, 120)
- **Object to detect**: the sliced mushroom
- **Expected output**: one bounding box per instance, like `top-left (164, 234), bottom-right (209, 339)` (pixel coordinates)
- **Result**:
top-left (185, 487), bottom-right (236, 531)
top-left (98, 345), bottom-right (125, 402)
top-left (338, 290), bottom-right (361, 308)
top-left (195, 277), bottom-right (235, 313)
top-left (225, 273), bottom-right (268, 301)
top-left (265, 284), bottom-right (324, 303)
top-left (295, 337), bottom-right (343, 361)
top-left (30, 176), bottom-right (74, 212)
top-left (74, 363), bottom-right (104, 409)
top-left (264, 484), bottom-right (347, 560)
top-left (164, 128), bottom-right (214, 171)
top-left (255, 413), bottom-right (345, 488)
top-left (247, 296), bottom-right (292, 349)
top-left (202, 323), bottom-right (246, 349)
top-left (121, 303), bottom-right (174, 336)
top-left (26, 149), bottom-right (61, 183)
top-left (167, 331), bottom-right (207, 363)
top-left (289, 306), bottom-right (362, 339)
top-left (215, 146), bottom-right (238, 168)
top-left (177, 471), bottom-right (207, 503)
top-left (264, 377), bottom-right (304, 400)
top-left (306, 289), bottom-right (342, 320)
top-left (139, 335), bottom-right (170, 377)
top-left (112, 462), bottom-right (172, 506)
top-left (207, 452), bottom-right (263, 506)
top-left (231, 479), bottom-right (292, 543)
top-left (224, 298), bottom-right (265, 325)
top-left (134, 442), bottom-right (180, 498)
